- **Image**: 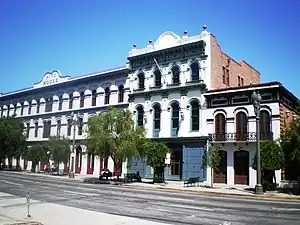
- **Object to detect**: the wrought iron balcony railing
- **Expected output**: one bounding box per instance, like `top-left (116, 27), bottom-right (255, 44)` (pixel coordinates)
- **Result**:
top-left (209, 132), bottom-right (273, 143)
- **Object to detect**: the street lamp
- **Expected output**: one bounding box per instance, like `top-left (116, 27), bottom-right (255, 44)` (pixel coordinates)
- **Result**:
top-left (69, 112), bottom-right (81, 179)
top-left (251, 91), bottom-right (263, 195)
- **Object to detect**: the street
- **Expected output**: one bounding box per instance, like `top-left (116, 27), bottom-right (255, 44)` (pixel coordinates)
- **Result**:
top-left (0, 171), bottom-right (300, 225)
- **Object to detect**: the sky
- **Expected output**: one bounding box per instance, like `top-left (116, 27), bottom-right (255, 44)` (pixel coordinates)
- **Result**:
top-left (0, 0), bottom-right (299, 97)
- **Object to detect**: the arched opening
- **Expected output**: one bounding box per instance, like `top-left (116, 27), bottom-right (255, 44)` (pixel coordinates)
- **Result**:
top-left (136, 105), bottom-right (144, 126)
top-left (260, 110), bottom-right (271, 140)
top-left (171, 66), bottom-right (180, 84)
top-left (235, 111), bottom-right (248, 141)
top-left (80, 92), bottom-right (85, 108)
top-left (154, 69), bottom-right (162, 87)
top-left (213, 150), bottom-right (227, 184)
top-left (171, 102), bottom-right (180, 136)
top-left (118, 85), bottom-right (124, 103)
top-left (75, 146), bottom-right (82, 174)
top-left (153, 104), bottom-right (161, 137)
top-left (91, 90), bottom-right (97, 106)
top-left (138, 73), bottom-right (145, 89)
top-left (190, 101), bottom-right (200, 131)
top-left (69, 94), bottom-right (73, 109)
top-left (234, 150), bottom-right (249, 185)
top-left (104, 87), bottom-right (110, 104)
top-left (215, 113), bottom-right (226, 141)
top-left (190, 62), bottom-right (199, 81)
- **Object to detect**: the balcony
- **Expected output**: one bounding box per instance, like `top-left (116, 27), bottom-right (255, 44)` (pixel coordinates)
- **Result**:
top-left (171, 128), bottom-right (178, 137)
top-left (153, 129), bottom-right (160, 138)
top-left (209, 132), bottom-right (273, 143)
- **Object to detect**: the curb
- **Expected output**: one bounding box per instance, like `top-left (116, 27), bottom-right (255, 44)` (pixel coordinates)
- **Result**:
top-left (156, 186), bottom-right (300, 201)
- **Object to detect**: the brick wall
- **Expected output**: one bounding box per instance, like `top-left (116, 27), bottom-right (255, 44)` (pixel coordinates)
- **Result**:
top-left (279, 103), bottom-right (298, 133)
top-left (210, 35), bottom-right (260, 90)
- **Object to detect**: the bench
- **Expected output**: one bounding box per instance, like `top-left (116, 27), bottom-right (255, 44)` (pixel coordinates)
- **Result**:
top-left (123, 172), bottom-right (142, 183)
top-left (99, 170), bottom-right (113, 180)
top-left (184, 177), bottom-right (201, 187)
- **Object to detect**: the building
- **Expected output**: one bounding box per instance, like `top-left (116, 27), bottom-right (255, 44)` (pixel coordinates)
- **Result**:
top-left (1, 25), bottom-right (294, 187)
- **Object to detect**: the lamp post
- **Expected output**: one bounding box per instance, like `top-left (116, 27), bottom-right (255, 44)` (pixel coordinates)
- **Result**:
top-left (69, 112), bottom-right (80, 179)
top-left (251, 91), bottom-right (263, 194)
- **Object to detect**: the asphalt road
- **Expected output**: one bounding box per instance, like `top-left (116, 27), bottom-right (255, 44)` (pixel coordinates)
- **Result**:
top-left (0, 171), bottom-right (300, 225)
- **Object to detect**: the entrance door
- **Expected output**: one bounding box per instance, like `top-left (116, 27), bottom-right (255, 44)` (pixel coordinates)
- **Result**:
top-left (213, 150), bottom-right (227, 184)
top-left (23, 159), bottom-right (28, 170)
top-left (183, 145), bottom-right (206, 181)
top-left (87, 153), bottom-right (94, 174)
top-left (75, 149), bottom-right (82, 174)
top-left (234, 150), bottom-right (249, 185)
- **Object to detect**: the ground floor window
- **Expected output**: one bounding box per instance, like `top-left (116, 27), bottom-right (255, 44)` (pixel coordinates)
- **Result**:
top-left (170, 150), bottom-right (182, 176)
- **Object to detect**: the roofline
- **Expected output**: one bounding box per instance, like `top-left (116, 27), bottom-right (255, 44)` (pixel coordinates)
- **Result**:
top-left (0, 66), bottom-right (128, 98)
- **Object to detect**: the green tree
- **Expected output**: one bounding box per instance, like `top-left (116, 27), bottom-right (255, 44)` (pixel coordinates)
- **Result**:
top-left (252, 140), bottom-right (285, 188)
top-left (87, 106), bottom-right (146, 179)
top-left (26, 144), bottom-right (49, 172)
top-left (47, 136), bottom-right (71, 169)
top-left (202, 146), bottom-right (221, 188)
top-left (142, 140), bottom-right (170, 183)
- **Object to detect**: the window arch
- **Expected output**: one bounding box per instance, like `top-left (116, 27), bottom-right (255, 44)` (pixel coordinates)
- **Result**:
top-left (154, 69), bottom-right (162, 87)
top-left (91, 90), bottom-right (97, 106)
top-left (104, 87), bottom-right (110, 104)
top-left (118, 85), bottom-right (124, 103)
top-left (190, 62), bottom-right (199, 81)
top-left (260, 110), bottom-right (271, 140)
top-left (171, 102), bottom-right (180, 136)
top-left (215, 113), bottom-right (226, 141)
top-left (171, 66), bottom-right (180, 84)
top-left (190, 101), bottom-right (200, 131)
top-left (138, 73), bottom-right (145, 89)
top-left (235, 111), bottom-right (248, 141)
top-left (153, 103), bottom-right (161, 131)
top-left (136, 105), bottom-right (144, 126)
top-left (80, 92), bottom-right (85, 108)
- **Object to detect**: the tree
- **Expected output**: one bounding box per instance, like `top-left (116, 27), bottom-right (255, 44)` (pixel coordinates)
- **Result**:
top-left (202, 146), bottom-right (221, 188)
top-left (141, 140), bottom-right (170, 183)
top-left (252, 140), bottom-right (285, 188)
top-left (47, 136), bottom-right (71, 170)
top-left (26, 144), bottom-right (49, 172)
top-left (87, 106), bottom-right (146, 179)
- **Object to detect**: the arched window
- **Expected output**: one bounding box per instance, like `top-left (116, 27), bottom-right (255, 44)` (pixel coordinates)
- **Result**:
top-left (191, 101), bottom-right (200, 131)
top-left (28, 102), bottom-right (32, 115)
top-left (138, 73), bottom-right (145, 89)
top-left (235, 111), bottom-right (248, 141)
top-left (154, 69), bottom-right (162, 87)
top-left (91, 90), bottom-right (97, 106)
top-left (104, 87), bottom-right (110, 104)
top-left (57, 120), bottom-right (61, 136)
top-left (136, 105), bottom-right (144, 126)
top-left (58, 96), bottom-right (63, 111)
top-left (118, 85), bottom-right (124, 103)
top-left (153, 104), bottom-right (161, 137)
top-left (260, 110), bottom-right (271, 140)
top-left (215, 113), bottom-right (226, 141)
top-left (171, 66), bottom-right (180, 84)
top-left (20, 102), bottom-right (24, 116)
top-left (69, 94), bottom-right (73, 109)
top-left (190, 62), bottom-right (199, 81)
top-left (171, 102), bottom-right (180, 136)
top-left (36, 100), bottom-right (40, 114)
top-left (45, 98), bottom-right (52, 112)
top-left (13, 103), bottom-right (17, 115)
top-left (80, 92), bottom-right (85, 108)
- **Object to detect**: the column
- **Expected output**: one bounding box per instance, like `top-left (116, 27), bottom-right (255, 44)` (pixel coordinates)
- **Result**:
top-left (227, 149), bottom-right (234, 186)
top-left (81, 145), bottom-right (88, 175)
top-left (93, 155), bottom-right (100, 176)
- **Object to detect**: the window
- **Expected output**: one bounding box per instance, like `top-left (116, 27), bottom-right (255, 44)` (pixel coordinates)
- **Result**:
top-left (235, 112), bottom-right (248, 141)
top-left (45, 98), bottom-right (52, 112)
top-left (20, 103), bottom-right (24, 116)
top-left (191, 101), bottom-right (200, 131)
top-left (191, 62), bottom-right (199, 81)
top-left (136, 106), bottom-right (144, 126)
top-left (223, 66), bottom-right (229, 85)
top-left (58, 96), bottom-right (63, 110)
top-left (78, 118), bottom-right (83, 135)
top-left (171, 102), bottom-right (180, 136)
top-left (118, 85), bottom-right (124, 103)
top-left (14, 104), bottom-right (17, 115)
top-left (26, 123), bottom-right (30, 138)
top-left (238, 76), bottom-right (241, 86)
top-left (28, 102), bottom-right (32, 115)
top-left (69, 94), bottom-right (73, 109)
top-left (154, 69), bottom-right (162, 87)
top-left (222, 67), bottom-right (226, 84)
top-left (43, 121), bottom-right (51, 138)
top-left (80, 92), bottom-right (85, 108)
top-left (57, 120), bottom-right (61, 136)
top-left (215, 113), bottom-right (226, 141)
top-left (104, 87), bottom-right (110, 104)
top-left (226, 68), bottom-right (230, 85)
top-left (241, 77), bottom-right (244, 86)
top-left (36, 101), bottom-right (40, 114)
top-left (67, 119), bottom-right (72, 136)
top-left (92, 90), bottom-right (97, 106)
top-left (7, 106), bottom-right (9, 117)
top-left (260, 111), bottom-right (271, 140)
top-left (138, 73), bottom-right (145, 89)
top-left (171, 66), bottom-right (180, 84)
top-left (153, 104), bottom-right (161, 130)
top-left (34, 122), bottom-right (38, 137)
top-left (0, 106), bottom-right (3, 118)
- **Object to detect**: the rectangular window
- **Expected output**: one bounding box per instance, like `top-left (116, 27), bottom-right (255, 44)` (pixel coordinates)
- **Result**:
top-left (45, 98), bottom-right (52, 112)
top-left (34, 122), bottom-right (38, 137)
top-left (26, 123), bottom-right (30, 138)
top-left (67, 119), bottom-right (72, 136)
top-left (78, 118), bottom-right (83, 135)
top-left (226, 68), bottom-right (230, 86)
top-left (43, 121), bottom-right (51, 138)
top-left (222, 66), bottom-right (226, 84)
top-left (241, 77), bottom-right (244, 86)
top-left (238, 76), bottom-right (241, 86)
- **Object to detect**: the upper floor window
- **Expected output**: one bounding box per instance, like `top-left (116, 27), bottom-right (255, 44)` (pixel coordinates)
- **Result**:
top-left (67, 119), bottom-right (72, 136)
top-left (69, 94), bottom-right (73, 109)
top-left (215, 113), bottom-right (226, 141)
top-left (238, 76), bottom-right (241, 86)
top-left (153, 104), bottom-right (161, 130)
top-left (241, 77), bottom-right (244, 86)
top-left (118, 85), bottom-right (124, 103)
top-left (57, 120), bottom-right (61, 136)
top-left (92, 90), bottom-right (97, 106)
top-left (45, 98), bottom-right (52, 112)
top-left (154, 69), bottom-right (162, 87)
top-left (28, 102), bottom-right (32, 115)
top-left (80, 92), bottom-right (85, 108)
top-left (43, 120), bottom-right (51, 138)
top-left (36, 100), bottom-right (40, 114)
top-left (260, 110), bottom-right (271, 140)
top-left (138, 73), bottom-right (145, 89)
top-left (171, 66), bottom-right (180, 84)
top-left (20, 103), bottom-right (24, 116)
top-left (78, 118), bottom-right (83, 135)
top-left (104, 87), bottom-right (110, 105)
top-left (190, 101), bottom-right (200, 131)
top-left (235, 111), bottom-right (248, 141)
top-left (26, 123), bottom-right (30, 138)
top-left (171, 102), bottom-right (180, 136)
top-left (14, 104), bottom-right (17, 115)
top-left (0, 106), bottom-right (3, 118)
top-left (34, 122), bottom-right (38, 138)
top-left (136, 105), bottom-right (144, 126)
top-left (58, 96), bottom-right (63, 111)
top-left (223, 66), bottom-right (230, 86)
top-left (190, 62), bottom-right (199, 81)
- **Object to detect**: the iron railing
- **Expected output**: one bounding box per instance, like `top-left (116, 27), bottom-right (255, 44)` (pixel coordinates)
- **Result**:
top-left (209, 132), bottom-right (273, 142)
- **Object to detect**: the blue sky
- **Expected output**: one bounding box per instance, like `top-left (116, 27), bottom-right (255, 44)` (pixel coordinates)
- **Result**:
top-left (0, 0), bottom-right (299, 96)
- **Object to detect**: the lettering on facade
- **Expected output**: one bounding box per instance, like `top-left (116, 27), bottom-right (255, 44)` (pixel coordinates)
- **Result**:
top-left (34, 71), bottom-right (70, 88)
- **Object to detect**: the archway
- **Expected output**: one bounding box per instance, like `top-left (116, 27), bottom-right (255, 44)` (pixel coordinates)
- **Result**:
top-left (213, 150), bottom-right (227, 184)
top-left (75, 146), bottom-right (82, 174)
top-left (234, 150), bottom-right (249, 185)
